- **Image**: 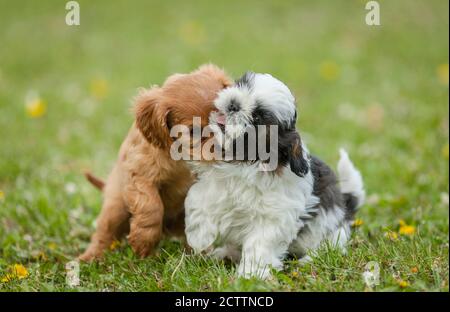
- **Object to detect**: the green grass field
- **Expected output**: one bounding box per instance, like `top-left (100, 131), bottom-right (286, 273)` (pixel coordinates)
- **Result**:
top-left (0, 0), bottom-right (448, 291)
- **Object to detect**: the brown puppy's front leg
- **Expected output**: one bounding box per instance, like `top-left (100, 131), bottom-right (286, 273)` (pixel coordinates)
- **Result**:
top-left (126, 183), bottom-right (164, 258)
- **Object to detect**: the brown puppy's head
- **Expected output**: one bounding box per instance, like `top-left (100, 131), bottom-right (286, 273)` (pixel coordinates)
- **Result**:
top-left (135, 64), bottom-right (232, 152)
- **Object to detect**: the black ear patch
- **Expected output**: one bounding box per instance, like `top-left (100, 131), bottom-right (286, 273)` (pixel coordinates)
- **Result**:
top-left (235, 71), bottom-right (255, 90)
top-left (278, 130), bottom-right (309, 177)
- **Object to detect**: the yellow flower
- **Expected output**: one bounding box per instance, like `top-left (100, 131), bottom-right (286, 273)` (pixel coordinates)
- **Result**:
top-left (47, 242), bottom-right (57, 250)
top-left (1, 274), bottom-right (13, 283)
top-left (25, 98), bottom-right (46, 118)
top-left (1, 264), bottom-right (29, 283)
top-left (398, 280), bottom-right (409, 288)
top-left (399, 220), bottom-right (416, 236)
top-left (352, 218), bottom-right (364, 227)
top-left (0, 190), bottom-right (4, 201)
top-left (291, 271), bottom-right (299, 278)
top-left (399, 225), bottom-right (415, 236)
top-left (384, 231), bottom-right (399, 241)
top-left (442, 143), bottom-right (449, 160)
top-left (12, 264), bottom-right (28, 279)
top-left (90, 78), bottom-right (108, 100)
top-left (109, 240), bottom-right (120, 251)
top-left (319, 61), bottom-right (340, 81)
top-left (437, 63), bottom-right (449, 86)
top-left (410, 267), bottom-right (418, 274)
top-left (179, 21), bottom-right (206, 46)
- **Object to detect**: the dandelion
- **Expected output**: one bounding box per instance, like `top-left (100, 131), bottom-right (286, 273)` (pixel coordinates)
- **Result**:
top-left (12, 264), bottom-right (28, 279)
top-left (399, 225), bottom-right (415, 236)
top-left (1, 264), bottom-right (29, 283)
top-left (352, 218), bottom-right (364, 227)
top-left (25, 98), bottom-right (46, 118)
top-left (1, 274), bottom-right (13, 283)
top-left (90, 78), bottom-right (108, 100)
top-left (437, 63), bottom-right (449, 86)
top-left (384, 231), bottom-right (399, 241)
top-left (319, 61), bottom-right (340, 81)
top-left (398, 280), bottom-right (409, 288)
top-left (399, 220), bottom-right (416, 236)
top-left (0, 190), bottom-right (4, 201)
top-left (48, 242), bottom-right (57, 250)
top-left (291, 271), bottom-right (299, 278)
top-left (442, 143), bottom-right (449, 160)
top-left (110, 240), bottom-right (120, 250)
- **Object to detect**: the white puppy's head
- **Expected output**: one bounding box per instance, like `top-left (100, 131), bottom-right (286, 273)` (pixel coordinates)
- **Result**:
top-left (209, 72), bottom-right (309, 176)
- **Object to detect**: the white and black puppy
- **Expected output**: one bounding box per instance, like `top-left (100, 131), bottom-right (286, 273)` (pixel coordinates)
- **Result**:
top-left (185, 72), bottom-right (365, 279)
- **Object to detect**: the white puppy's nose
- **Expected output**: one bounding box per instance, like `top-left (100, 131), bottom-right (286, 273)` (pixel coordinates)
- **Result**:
top-left (227, 99), bottom-right (240, 113)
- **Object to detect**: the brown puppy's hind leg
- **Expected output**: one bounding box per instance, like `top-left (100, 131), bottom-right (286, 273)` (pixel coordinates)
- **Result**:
top-left (79, 168), bottom-right (130, 261)
top-left (126, 183), bottom-right (164, 258)
top-left (78, 195), bottom-right (130, 261)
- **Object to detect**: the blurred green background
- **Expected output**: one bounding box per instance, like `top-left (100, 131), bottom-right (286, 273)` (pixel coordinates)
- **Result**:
top-left (0, 0), bottom-right (448, 291)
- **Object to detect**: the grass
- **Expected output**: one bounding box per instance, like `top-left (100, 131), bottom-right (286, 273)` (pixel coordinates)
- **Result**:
top-left (0, 0), bottom-right (448, 291)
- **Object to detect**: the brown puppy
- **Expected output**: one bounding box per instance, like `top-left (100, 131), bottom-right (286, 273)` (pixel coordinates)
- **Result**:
top-left (79, 64), bottom-right (232, 261)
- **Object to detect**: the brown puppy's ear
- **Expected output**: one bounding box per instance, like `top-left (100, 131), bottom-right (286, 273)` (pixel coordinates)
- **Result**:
top-left (134, 87), bottom-right (171, 149)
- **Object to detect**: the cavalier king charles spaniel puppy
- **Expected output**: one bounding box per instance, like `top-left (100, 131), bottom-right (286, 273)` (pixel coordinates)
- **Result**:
top-left (185, 72), bottom-right (365, 278)
top-left (79, 64), bottom-right (232, 261)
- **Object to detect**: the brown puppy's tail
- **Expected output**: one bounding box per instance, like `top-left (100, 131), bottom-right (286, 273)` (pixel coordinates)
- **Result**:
top-left (84, 171), bottom-right (105, 191)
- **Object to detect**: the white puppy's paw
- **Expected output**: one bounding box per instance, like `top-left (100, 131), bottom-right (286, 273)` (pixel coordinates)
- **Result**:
top-left (210, 245), bottom-right (241, 262)
top-left (298, 255), bottom-right (313, 266)
top-left (186, 226), bottom-right (217, 254)
top-left (237, 262), bottom-right (272, 280)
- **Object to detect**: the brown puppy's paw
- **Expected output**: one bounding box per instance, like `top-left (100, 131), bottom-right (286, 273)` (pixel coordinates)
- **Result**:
top-left (78, 241), bottom-right (108, 262)
top-left (127, 228), bottom-right (160, 258)
top-left (78, 249), bottom-right (103, 262)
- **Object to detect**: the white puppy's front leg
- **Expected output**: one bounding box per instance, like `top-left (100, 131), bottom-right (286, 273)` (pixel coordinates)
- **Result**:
top-left (185, 184), bottom-right (218, 253)
top-left (237, 224), bottom-right (295, 279)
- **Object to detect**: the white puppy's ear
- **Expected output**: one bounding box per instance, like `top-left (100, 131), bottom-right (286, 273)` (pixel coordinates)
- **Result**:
top-left (279, 130), bottom-right (309, 177)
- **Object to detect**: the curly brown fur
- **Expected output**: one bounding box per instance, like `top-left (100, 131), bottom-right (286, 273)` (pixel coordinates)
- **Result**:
top-left (78, 64), bottom-right (232, 261)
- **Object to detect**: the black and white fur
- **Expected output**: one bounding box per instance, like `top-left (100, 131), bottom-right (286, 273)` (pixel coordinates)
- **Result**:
top-left (185, 72), bottom-right (365, 279)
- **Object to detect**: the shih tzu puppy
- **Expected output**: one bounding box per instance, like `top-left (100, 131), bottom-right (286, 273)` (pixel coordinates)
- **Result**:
top-left (184, 72), bottom-right (365, 278)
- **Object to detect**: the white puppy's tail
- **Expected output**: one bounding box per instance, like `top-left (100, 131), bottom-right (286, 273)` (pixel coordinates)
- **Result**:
top-left (337, 149), bottom-right (365, 218)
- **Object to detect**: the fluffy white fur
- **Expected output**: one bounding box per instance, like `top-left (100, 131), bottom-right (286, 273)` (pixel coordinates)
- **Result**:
top-left (185, 73), bottom-right (365, 279)
top-left (338, 148), bottom-right (365, 207)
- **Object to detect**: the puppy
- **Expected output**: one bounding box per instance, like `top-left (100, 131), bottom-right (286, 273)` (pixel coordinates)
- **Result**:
top-left (185, 72), bottom-right (365, 278)
top-left (79, 64), bottom-right (232, 261)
